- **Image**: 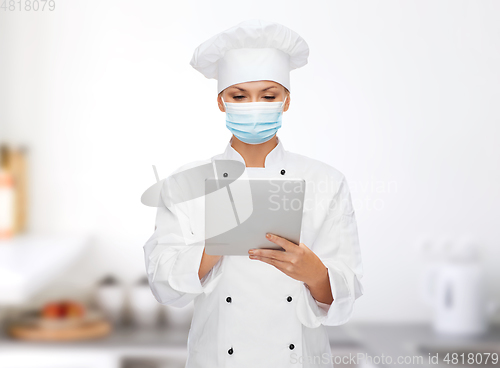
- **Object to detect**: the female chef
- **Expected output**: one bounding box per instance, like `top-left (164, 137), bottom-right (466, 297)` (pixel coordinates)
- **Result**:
top-left (142, 19), bottom-right (364, 368)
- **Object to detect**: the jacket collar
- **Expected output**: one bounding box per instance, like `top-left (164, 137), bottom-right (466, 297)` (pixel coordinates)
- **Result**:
top-left (222, 135), bottom-right (286, 168)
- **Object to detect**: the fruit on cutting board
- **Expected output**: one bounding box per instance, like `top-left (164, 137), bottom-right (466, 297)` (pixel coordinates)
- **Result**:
top-left (41, 300), bottom-right (86, 319)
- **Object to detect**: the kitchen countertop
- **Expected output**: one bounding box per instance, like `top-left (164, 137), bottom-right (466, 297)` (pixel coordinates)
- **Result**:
top-left (1, 322), bottom-right (499, 367)
top-left (0, 323), bottom-right (190, 355)
top-left (328, 323), bottom-right (500, 367)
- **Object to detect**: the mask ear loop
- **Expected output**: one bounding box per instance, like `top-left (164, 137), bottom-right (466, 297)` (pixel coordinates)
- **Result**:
top-left (281, 95), bottom-right (288, 111)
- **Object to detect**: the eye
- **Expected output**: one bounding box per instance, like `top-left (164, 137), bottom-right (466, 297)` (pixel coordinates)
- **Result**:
top-left (264, 96), bottom-right (276, 100)
top-left (233, 96), bottom-right (245, 100)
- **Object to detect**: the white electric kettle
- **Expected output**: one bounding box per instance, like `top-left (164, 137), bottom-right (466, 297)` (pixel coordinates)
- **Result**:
top-left (420, 240), bottom-right (497, 336)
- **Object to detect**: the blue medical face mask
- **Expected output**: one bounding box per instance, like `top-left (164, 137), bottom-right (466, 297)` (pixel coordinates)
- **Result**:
top-left (222, 96), bottom-right (288, 145)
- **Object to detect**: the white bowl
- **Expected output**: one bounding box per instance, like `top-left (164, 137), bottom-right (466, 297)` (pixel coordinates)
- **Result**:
top-left (129, 285), bottom-right (161, 328)
top-left (95, 285), bottom-right (126, 325)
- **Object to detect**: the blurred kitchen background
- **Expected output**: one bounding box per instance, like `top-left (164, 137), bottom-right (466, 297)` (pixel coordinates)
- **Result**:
top-left (1, 1), bottom-right (499, 367)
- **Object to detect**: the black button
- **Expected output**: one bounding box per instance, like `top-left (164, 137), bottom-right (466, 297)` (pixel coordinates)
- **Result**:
top-left (228, 347), bottom-right (233, 355)
top-left (223, 172), bottom-right (228, 177)
top-left (280, 169), bottom-right (286, 175)
top-left (289, 344), bottom-right (295, 350)
top-left (287, 296), bottom-right (292, 302)
top-left (226, 296), bottom-right (232, 303)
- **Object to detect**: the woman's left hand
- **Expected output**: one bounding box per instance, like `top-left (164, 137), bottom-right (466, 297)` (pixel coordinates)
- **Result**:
top-left (248, 233), bottom-right (327, 288)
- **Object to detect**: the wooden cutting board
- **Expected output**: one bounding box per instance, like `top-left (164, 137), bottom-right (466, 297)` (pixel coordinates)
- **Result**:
top-left (8, 319), bottom-right (112, 341)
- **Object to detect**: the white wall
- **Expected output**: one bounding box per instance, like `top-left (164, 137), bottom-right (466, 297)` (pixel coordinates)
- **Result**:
top-left (1, 0), bottom-right (499, 322)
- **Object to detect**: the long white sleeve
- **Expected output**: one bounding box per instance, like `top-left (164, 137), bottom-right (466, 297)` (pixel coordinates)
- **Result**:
top-left (296, 175), bottom-right (364, 327)
top-left (143, 176), bottom-right (223, 308)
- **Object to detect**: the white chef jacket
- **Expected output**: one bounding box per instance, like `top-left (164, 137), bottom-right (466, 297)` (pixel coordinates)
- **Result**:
top-left (143, 135), bottom-right (364, 368)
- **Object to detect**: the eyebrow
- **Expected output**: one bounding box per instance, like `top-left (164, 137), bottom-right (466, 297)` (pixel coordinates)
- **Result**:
top-left (229, 86), bottom-right (278, 92)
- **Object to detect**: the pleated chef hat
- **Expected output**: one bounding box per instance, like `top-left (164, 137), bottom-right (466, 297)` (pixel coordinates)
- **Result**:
top-left (190, 19), bottom-right (309, 94)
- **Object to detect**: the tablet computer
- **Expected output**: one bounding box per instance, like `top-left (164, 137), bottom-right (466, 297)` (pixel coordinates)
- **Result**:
top-left (204, 177), bottom-right (306, 256)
